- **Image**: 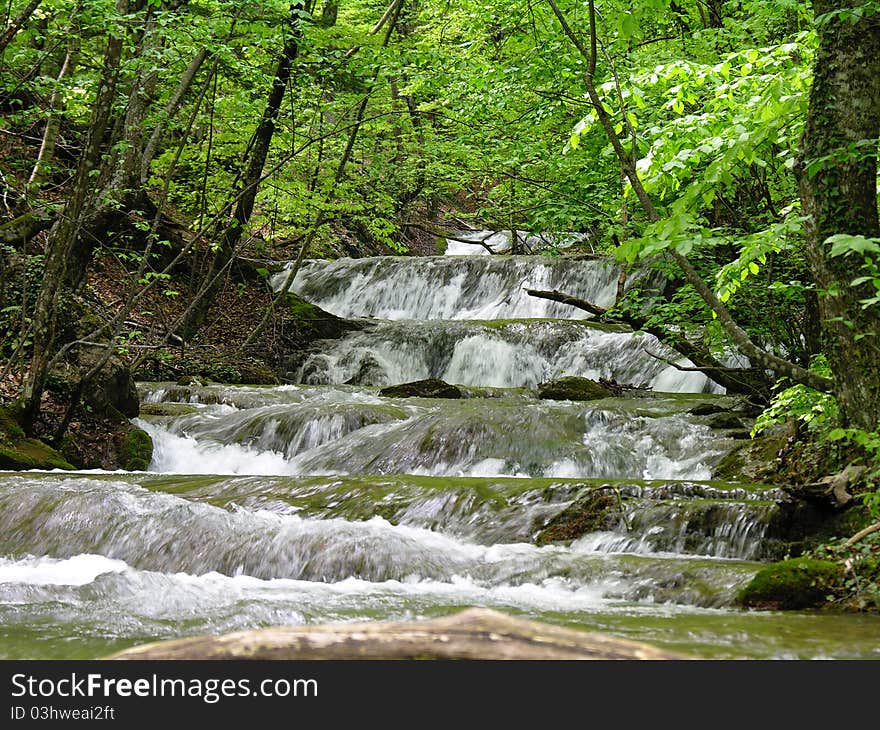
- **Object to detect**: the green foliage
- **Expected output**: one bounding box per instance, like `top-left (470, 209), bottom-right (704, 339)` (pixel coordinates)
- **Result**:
top-left (752, 355), bottom-right (837, 436)
top-left (809, 533), bottom-right (880, 612)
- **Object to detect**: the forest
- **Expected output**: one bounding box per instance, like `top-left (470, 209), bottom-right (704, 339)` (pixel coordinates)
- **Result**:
top-left (0, 0), bottom-right (879, 660)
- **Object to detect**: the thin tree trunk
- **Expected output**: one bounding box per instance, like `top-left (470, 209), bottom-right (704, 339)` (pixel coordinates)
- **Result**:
top-left (20, 0), bottom-right (129, 434)
top-left (0, 0), bottom-right (42, 55)
top-left (27, 37), bottom-right (80, 193)
top-left (140, 46), bottom-right (209, 185)
top-left (239, 0), bottom-right (406, 351)
top-left (320, 0), bottom-right (339, 27)
top-left (178, 1), bottom-right (304, 340)
top-left (525, 288), bottom-right (769, 397)
top-left (795, 1), bottom-right (880, 430)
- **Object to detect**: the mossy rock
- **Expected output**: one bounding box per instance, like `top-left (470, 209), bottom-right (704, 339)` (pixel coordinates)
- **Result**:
top-left (706, 413), bottom-right (745, 430)
top-left (537, 376), bottom-right (612, 402)
top-left (379, 378), bottom-right (463, 399)
top-left (0, 438), bottom-right (76, 470)
top-left (0, 406), bottom-right (25, 441)
top-left (736, 558), bottom-right (842, 610)
top-left (534, 491), bottom-right (618, 546)
top-left (138, 402), bottom-right (201, 417)
top-left (688, 403), bottom-right (727, 416)
top-left (712, 433), bottom-right (787, 482)
top-left (0, 406), bottom-right (75, 470)
top-left (119, 428), bottom-right (154, 471)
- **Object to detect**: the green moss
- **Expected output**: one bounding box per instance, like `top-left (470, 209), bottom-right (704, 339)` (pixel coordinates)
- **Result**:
top-left (538, 376), bottom-right (612, 402)
top-left (736, 557), bottom-right (842, 610)
top-left (712, 433), bottom-right (788, 482)
top-left (0, 406), bottom-right (75, 470)
top-left (285, 292), bottom-right (323, 321)
top-left (0, 406), bottom-right (25, 441)
top-left (119, 428), bottom-right (154, 471)
top-left (0, 439), bottom-right (75, 470)
top-left (138, 403), bottom-right (201, 417)
top-left (379, 379), bottom-right (463, 399)
top-left (534, 491), bottom-right (618, 545)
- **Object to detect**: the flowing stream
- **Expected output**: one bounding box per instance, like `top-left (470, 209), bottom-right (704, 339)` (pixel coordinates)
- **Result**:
top-left (1, 244), bottom-right (878, 660)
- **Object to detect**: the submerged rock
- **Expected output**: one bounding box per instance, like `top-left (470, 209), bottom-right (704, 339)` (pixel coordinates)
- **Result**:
top-left (379, 378), bottom-right (463, 399)
top-left (537, 376), bottom-right (612, 402)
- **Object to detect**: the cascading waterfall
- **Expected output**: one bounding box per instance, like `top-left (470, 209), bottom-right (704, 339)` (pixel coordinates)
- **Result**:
top-left (272, 254), bottom-right (718, 393)
top-left (2, 236), bottom-right (877, 660)
top-left (271, 255), bottom-right (647, 321)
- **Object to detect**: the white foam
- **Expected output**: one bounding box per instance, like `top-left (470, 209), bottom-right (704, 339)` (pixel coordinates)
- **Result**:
top-left (0, 554), bottom-right (128, 586)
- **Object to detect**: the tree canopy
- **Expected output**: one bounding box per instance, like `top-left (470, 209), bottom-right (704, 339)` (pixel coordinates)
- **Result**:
top-left (0, 0), bottom-right (878, 479)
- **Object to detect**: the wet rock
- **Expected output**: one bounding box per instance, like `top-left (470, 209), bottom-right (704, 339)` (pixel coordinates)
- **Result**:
top-left (537, 376), bottom-right (612, 402)
top-left (138, 402), bottom-right (201, 417)
top-left (0, 407), bottom-right (75, 471)
top-left (712, 433), bottom-right (787, 482)
top-left (534, 491), bottom-right (618, 545)
top-left (736, 558), bottom-right (841, 610)
top-left (689, 403), bottom-right (727, 416)
top-left (344, 354), bottom-right (385, 386)
top-left (107, 607), bottom-right (692, 660)
top-left (118, 427), bottom-right (154, 471)
top-left (706, 413), bottom-right (745, 430)
top-left (379, 378), bottom-right (463, 399)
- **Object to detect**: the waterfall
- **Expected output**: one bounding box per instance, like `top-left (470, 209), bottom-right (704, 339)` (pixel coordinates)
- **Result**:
top-left (5, 238), bottom-right (873, 661)
top-left (271, 255), bottom-right (650, 321)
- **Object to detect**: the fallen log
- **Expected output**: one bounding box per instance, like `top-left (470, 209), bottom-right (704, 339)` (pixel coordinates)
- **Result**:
top-left (107, 607), bottom-right (691, 660)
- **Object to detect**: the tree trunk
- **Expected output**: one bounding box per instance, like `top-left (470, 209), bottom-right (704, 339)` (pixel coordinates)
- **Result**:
top-left (27, 37), bottom-right (80, 193)
top-left (178, 1), bottom-right (303, 341)
top-left (320, 0), bottom-right (339, 27)
top-left (795, 1), bottom-right (880, 430)
top-left (20, 0), bottom-right (129, 434)
top-left (0, 0), bottom-right (43, 55)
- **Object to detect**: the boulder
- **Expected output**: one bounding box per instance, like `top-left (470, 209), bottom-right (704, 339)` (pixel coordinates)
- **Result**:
top-left (688, 403), bottom-right (727, 416)
top-left (0, 407), bottom-right (74, 471)
top-left (537, 376), bottom-right (612, 402)
top-left (535, 491), bottom-right (618, 545)
top-left (736, 558), bottom-right (841, 610)
top-left (379, 378), bottom-right (463, 399)
top-left (107, 607), bottom-right (691, 660)
top-left (706, 413), bottom-right (745, 430)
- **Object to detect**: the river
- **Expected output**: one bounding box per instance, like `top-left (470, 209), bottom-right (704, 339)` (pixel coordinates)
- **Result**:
top-left (1, 238), bottom-right (877, 659)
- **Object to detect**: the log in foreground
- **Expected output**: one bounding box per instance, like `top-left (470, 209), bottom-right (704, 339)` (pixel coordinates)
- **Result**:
top-left (108, 608), bottom-right (690, 660)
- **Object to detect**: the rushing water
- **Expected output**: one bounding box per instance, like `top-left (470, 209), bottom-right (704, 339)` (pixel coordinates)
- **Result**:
top-left (1, 240), bottom-right (878, 660)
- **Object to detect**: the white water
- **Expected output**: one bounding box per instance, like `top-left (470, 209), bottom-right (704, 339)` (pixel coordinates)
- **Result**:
top-left (291, 320), bottom-right (720, 393)
top-left (136, 389), bottom-right (731, 480)
top-left (17, 240), bottom-right (867, 661)
top-left (443, 230), bottom-right (589, 256)
top-left (272, 255), bottom-right (642, 321)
